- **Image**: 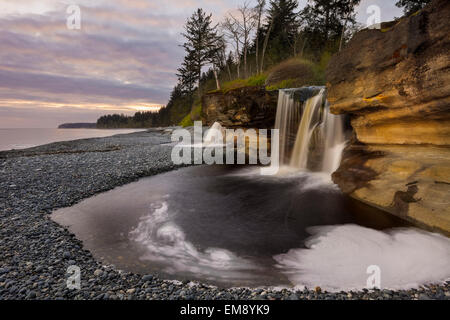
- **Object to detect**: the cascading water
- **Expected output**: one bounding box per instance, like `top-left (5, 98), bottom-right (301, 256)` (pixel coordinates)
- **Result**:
top-left (275, 87), bottom-right (347, 174)
top-left (274, 89), bottom-right (303, 164)
top-left (319, 101), bottom-right (347, 173)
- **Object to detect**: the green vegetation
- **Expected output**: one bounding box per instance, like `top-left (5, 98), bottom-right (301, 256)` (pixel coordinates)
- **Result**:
top-left (179, 102), bottom-right (202, 127)
top-left (98, 0), bottom-right (415, 128)
top-left (215, 74), bottom-right (268, 93)
top-left (179, 113), bottom-right (194, 128)
top-left (266, 79), bottom-right (296, 91)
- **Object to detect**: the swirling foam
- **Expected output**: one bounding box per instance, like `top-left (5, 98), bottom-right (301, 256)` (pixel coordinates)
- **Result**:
top-left (129, 200), bottom-right (260, 282)
top-left (274, 224), bottom-right (450, 291)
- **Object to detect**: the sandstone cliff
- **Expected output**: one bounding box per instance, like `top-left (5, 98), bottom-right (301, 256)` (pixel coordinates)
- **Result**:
top-left (327, 0), bottom-right (450, 234)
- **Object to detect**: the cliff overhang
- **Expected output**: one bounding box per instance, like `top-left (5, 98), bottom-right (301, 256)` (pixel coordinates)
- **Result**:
top-left (327, 0), bottom-right (450, 234)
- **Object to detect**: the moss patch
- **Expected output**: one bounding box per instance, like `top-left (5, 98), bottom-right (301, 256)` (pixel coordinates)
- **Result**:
top-left (179, 113), bottom-right (194, 127)
top-left (179, 101), bottom-right (202, 127)
top-left (266, 79), bottom-right (296, 91)
top-left (210, 74), bottom-right (268, 94)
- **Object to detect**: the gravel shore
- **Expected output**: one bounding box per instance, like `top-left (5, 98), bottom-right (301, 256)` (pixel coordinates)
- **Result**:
top-left (0, 130), bottom-right (448, 300)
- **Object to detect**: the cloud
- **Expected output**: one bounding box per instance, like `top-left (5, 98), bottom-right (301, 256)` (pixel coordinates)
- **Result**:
top-left (0, 0), bottom-right (404, 128)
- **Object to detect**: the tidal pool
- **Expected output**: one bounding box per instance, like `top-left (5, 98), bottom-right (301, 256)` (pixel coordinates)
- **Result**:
top-left (52, 165), bottom-right (450, 290)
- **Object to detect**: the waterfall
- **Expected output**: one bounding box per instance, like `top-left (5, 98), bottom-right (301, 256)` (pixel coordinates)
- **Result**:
top-left (319, 101), bottom-right (346, 173)
top-left (274, 89), bottom-right (302, 164)
top-left (274, 87), bottom-right (346, 174)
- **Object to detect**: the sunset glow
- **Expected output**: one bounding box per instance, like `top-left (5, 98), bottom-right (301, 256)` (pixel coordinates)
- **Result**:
top-left (0, 0), bottom-right (402, 128)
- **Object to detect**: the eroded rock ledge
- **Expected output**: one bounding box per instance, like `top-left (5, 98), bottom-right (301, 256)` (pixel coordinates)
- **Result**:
top-left (327, 0), bottom-right (450, 234)
top-left (202, 86), bottom-right (278, 128)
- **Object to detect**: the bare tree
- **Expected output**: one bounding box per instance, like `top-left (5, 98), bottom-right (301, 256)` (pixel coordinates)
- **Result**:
top-left (237, 1), bottom-right (257, 78)
top-left (222, 16), bottom-right (242, 79)
top-left (222, 2), bottom-right (256, 79)
top-left (210, 35), bottom-right (227, 90)
top-left (339, 12), bottom-right (350, 52)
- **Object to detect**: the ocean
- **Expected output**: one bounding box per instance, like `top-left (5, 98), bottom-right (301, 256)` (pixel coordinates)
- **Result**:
top-left (0, 128), bottom-right (146, 151)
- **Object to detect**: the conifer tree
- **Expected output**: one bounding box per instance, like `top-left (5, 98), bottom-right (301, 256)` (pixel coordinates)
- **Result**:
top-left (177, 51), bottom-right (197, 95)
top-left (300, 0), bottom-right (360, 54)
top-left (260, 0), bottom-right (300, 66)
top-left (181, 8), bottom-right (221, 97)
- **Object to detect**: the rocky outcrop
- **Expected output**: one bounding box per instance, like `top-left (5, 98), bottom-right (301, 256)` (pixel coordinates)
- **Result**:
top-left (327, 0), bottom-right (450, 234)
top-left (202, 86), bottom-right (278, 128)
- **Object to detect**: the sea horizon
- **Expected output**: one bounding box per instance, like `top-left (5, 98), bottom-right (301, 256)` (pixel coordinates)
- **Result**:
top-left (0, 127), bottom-right (146, 151)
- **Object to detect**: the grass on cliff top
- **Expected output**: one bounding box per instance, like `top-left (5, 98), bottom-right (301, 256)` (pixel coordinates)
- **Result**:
top-left (208, 56), bottom-right (327, 94)
top-left (209, 74), bottom-right (267, 94)
top-left (266, 79), bottom-right (297, 91)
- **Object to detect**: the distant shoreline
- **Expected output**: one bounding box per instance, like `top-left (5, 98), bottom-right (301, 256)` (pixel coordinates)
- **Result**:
top-left (58, 122), bottom-right (97, 129)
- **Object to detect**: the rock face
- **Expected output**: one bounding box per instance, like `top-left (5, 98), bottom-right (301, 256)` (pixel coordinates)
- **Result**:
top-left (327, 0), bottom-right (450, 234)
top-left (202, 86), bottom-right (278, 128)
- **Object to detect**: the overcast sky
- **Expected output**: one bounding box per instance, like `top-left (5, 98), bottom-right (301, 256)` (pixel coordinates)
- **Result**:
top-left (0, 0), bottom-right (403, 128)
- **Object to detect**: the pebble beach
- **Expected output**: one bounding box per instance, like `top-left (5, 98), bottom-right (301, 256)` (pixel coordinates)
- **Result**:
top-left (0, 130), bottom-right (448, 300)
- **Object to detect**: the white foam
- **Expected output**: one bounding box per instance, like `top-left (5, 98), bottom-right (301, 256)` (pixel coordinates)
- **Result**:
top-left (129, 200), bottom-right (260, 282)
top-left (225, 167), bottom-right (340, 193)
top-left (274, 224), bottom-right (450, 292)
top-left (296, 171), bottom-right (339, 192)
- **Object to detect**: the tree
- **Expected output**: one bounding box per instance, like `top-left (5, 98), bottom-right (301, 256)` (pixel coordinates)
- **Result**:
top-left (222, 2), bottom-right (257, 79)
top-left (300, 0), bottom-right (360, 54)
top-left (260, 17), bottom-right (274, 73)
top-left (254, 0), bottom-right (266, 75)
top-left (222, 16), bottom-right (243, 78)
top-left (177, 51), bottom-right (197, 95)
top-left (260, 0), bottom-right (300, 67)
top-left (210, 35), bottom-right (227, 90)
top-left (181, 8), bottom-right (221, 97)
top-left (395, 0), bottom-right (431, 15)
top-left (225, 51), bottom-right (235, 80)
top-left (237, 1), bottom-right (257, 78)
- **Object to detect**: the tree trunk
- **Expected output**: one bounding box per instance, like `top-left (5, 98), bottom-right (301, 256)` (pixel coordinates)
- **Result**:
top-left (260, 21), bottom-right (273, 74)
top-left (235, 39), bottom-right (241, 79)
top-left (243, 44), bottom-right (248, 78)
top-left (255, 33), bottom-right (260, 74)
top-left (213, 68), bottom-right (221, 90)
top-left (255, 7), bottom-right (262, 75)
top-left (237, 61), bottom-right (241, 79)
top-left (300, 37), bottom-right (307, 57)
top-left (197, 64), bottom-right (202, 100)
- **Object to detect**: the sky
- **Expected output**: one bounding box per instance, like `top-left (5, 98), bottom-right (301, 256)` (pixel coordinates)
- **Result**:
top-left (0, 0), bottom-right (403, 128)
